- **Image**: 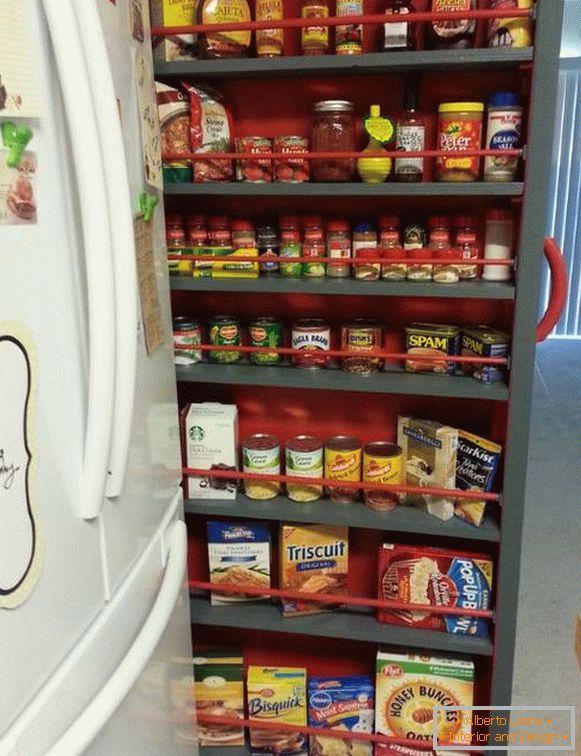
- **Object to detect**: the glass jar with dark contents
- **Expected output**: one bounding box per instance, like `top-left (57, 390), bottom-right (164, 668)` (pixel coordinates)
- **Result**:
top-left (257, 224), bottom-right (279, 275)
top-left (312, 100), bottom-right (356, 183)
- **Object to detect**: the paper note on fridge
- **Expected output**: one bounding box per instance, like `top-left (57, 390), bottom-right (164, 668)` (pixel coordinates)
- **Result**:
top-left (134, 215), bottom-right (165, 355)
top-left (0, 1), bottom-right (42, 118)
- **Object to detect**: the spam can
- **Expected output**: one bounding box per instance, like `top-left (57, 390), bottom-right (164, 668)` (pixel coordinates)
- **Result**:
top-left (405, 323), bottom-right (460, 375)
top-left (461, 326), bottom-right (510, 383)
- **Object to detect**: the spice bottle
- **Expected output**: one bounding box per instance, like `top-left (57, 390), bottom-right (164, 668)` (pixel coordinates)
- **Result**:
top-left (380, 216), bottom-right (405, 281)
top-left (484, 93), bottom-right (523, 183)
top-left (429, 0), bottom-right (476, 50)
top-left (483, 210), bottom-right (514, 281)
top-left (383, 0), bottom-right (415, 52)
top-left (454, 215), bottom-right (479, 279)
top-left (166, 214), bottom-right (188, 277)
top-left (353, 222), bottom-right (379, 281)
top-left (395, 86), bottom-right (425, 183)
top-left (303, 216), bottom-right (326, 277)
top-left (336, 0), bottom-right (363, 55)
top-left (256, 0), bottom-right (284, 57)
top-left (198, 0), bottom-right (252, 58)
top-left (208, 215), bottom-right (231, 247)
top-left (326, 220), bottom-right (352, 278)
top-left (280, 215), bottom-right (302, 278)
top-left (185, 214), bottom-right (207, 248)
top-left (430, 215), bottom-right (457, 284)
top-left (301, 0), bottom-right (329, 56)
top-left (257, 223), bottom-right (279, 275)
top-left (231, 219), bottom-right (256, 250)
top-left (404, 223), bottom-right (429, 281)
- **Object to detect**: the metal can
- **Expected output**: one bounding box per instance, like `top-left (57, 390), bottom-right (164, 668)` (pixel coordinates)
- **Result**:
top-left (242, 433), bottom-right (280, 500)
top-left (249, 318), bottom-right (283, 366)
top-left (325, 436), bottom-right (362, 504)
top-left (341, 320), bottom-right (384, 375)
top-left (235, 136), bottom-right (273, 183)
top-left (208, 316), bottom-right (242, 363)
top-left (362, 442), bottom-right (403, 511)
top-left (274, 135), bottom-right (310, 183)
top-left (172, 317), bottom-right (202, 366)
top-left (291, 319), bottom-right (331, 369)
top-left (285, 435), bottom-right (324, 502)
top-left (280, 241), bottom-right (303, 278)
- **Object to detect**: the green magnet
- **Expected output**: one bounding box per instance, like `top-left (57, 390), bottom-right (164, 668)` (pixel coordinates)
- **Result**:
top-left (1, 122), bottom-right (33, 168)
top-left (139, 191), bottom-right (158, 223)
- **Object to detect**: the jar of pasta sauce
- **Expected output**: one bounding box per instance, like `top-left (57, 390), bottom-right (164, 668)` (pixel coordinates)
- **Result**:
top-left (326, 220), bottom-right (351, 278)
top-left (312, 100), bottom-right (355, 182)
top-left (437, 102), bottom-right (484, 182)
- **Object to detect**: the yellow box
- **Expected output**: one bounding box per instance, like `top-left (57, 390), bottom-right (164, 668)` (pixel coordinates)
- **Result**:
top-left (279, 524), bottom-right (349, 617)
top-left (150, 0), bottom-right (198, 63)
top-left (190, 247), bottom-right (259, 279)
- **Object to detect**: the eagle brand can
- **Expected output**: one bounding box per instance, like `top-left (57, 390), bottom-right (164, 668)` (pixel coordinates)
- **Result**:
top-left (291, 319), bottom-right (331, 369)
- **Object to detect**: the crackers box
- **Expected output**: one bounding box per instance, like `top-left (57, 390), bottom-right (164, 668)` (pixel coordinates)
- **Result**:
top-left (377, 544), bottom-right (493, 637)
top-left (193, 649), bottom-right (244, 747)
top-left (207, 521), bottom-right (271, 605)
top-left (247, 666), bottom-right (308, 755)
top-left (279, 524), bottom-right (349, 617)
top-left (454, 430), bottom-right (502, 528)
top-left (150, 0), bottom-right (198, 62)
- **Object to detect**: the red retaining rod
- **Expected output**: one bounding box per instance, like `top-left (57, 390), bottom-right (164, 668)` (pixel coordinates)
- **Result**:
top-left (153, 8), bottom-right (530, 36)
top-left (163, 148), bottom-right (522, 161)
top-left (189, 579), bottom-right (494, 618)
top-left (168, 253), bottom-right (514, 266)
top-left (183, 467), bottom-right (501, 501)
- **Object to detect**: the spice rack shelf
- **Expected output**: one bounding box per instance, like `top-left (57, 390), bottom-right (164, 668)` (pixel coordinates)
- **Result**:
top-left (200, 747), bottom-right (248, 756)
top-left (184, 496), bottom-right (500, 543)
top-left (165, 181), bottom-right (524, 197)
top-left (175, 363), bottom-right (509, 401)
top-left (170, 276), bottom-right (515, 300)
top-left (189, 596), bottom-right (494, 656)
top-left (154, 47), bottom-right (533, 80)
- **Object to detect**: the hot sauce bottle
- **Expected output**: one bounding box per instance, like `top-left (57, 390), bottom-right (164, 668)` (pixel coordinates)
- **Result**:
top-left (395, 86), bottom-right (425, 183)
top-left (256, 0), bottom-right (284, 57)
top-left (301, 0), bottom-right (330, 55)
top-left (383, 0), bottom-right (415, 52)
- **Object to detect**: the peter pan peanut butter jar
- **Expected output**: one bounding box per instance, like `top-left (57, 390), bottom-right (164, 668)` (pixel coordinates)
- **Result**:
top-left (437, 102), bottom-right (484, 182)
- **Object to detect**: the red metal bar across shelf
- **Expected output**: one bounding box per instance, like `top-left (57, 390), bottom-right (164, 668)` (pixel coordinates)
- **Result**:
top-left (168, 253), bottom-right (514, 266)
top-left (163, 149), bottom-right (522, 161)
top-left (184, 467), bottom-right (501, 501)
top-left (190, 579), bottom-right (494, 618)
top-left (153, 8), bottom-right (531, 36)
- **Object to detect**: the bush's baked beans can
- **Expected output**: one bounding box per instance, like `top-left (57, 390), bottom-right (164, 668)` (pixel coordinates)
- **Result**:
top-left (172, 317), bottom-right (201, 366)
top-left (249, 317), bottom-right (283, 366)
top-left (242, 433), bottom-right (280, 500)
top-left (341, 320), bottom-right (384, 375)
top-left (274, 136), bottom-right (310, 182)
top-left (235, 137), bottom-right (273, 183)
top-left (291, 319), bottom-right (330, 369)
top-left (285, 435), bottom-right (323, 502)
top-left (363, 442), bottom-right (403, 511)
top-left (209, 316), bottom-right (242, 363)
top-left (325, 435), bottom-right (362, 504)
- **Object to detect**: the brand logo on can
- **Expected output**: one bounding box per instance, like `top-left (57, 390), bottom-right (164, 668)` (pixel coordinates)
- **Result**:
top-left (219, 324), bottom-right (239, 340)
top-left (251, 327), bottom-right (267, 342)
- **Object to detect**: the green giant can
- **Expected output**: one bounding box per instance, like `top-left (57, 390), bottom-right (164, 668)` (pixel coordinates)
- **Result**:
top-left (209, 316), bottom-right (242, 363)
top-left (249, 318), bottom-right (283, 365)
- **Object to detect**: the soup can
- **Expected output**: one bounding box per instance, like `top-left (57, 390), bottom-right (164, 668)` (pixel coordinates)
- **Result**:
top-left (341, 320), bottom-right (384, 375)
top-left (362, 442), bottom-right (403, 511)
top-left (291, 319), bottom-right (331, 369)
top-left (172, 317), bottom-right (202, 366)
top-left (242, 433), bottom-right (280, 500)
top-left (208, 316), bottom-right (242, 363)
top-left (325, 436), bottom-right (362, 504)
top-left (274, 135), bottom-right (310, 183)
top-left (236, 136), bottom-right (273, 183)
top-left (249, 318), bottom-right (283, 366)
top-left (285, 435), bottom-right (324, 502)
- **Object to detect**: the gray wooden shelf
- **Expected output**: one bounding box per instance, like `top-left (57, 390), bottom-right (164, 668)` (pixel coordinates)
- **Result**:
top-left (189, 596), bottom-right (494, 656)
top-left (184, 495), bottom-right (500, 542)
top-left (165, 181), bottom-right (524, 197)
top-left (175, 362), bottom-right (509, 401)
top-left (155, 47), bottom-right (533, 79)
top-left (200, 748), bottom-right (248, 756)
top-left (170, 276), bottom-right (515, 300)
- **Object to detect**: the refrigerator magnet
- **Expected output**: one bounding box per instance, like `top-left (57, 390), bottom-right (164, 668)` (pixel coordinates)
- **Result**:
top-left (0, 148), bottom-right (37, 225)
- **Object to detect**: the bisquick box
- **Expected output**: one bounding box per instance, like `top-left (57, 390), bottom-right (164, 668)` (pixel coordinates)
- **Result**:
top-left (151, 0), bottom-right (197, 62)
top-left (181, 403), bottom-right (238, 499)
top-left (192, 649), bottom-right (244, 747)
top-left (454, 429), bottom-right (502, 528)
top-left (460, 326), bottom-right (510, 384)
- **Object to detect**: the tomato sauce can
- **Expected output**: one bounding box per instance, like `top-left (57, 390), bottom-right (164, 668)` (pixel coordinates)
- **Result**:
top-left (249, 317), bottom-right (283, 366)
top-left (274, 136), bottom-right (310, 183)
top-left (325, 436), bottom-right (362, 504)
top-left (285, 435), bottom-right (324, 502)
top-left (172, 317), bottom-right (202, 366)
top-left (363, 442), bottom-right (403, 511)
top-left (209, 316), bottom-right (242, 363)
top-left (243, 433), bottom-right (281, 500)
top-left (341, 320), bottom-right (384, 375)
top-left (291, 319), bottom-right (331, 369)
top-left (235, 137), bottom-right (273, 183)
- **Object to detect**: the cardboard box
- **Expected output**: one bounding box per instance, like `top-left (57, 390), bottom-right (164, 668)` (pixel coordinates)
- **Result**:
top-left (193, 649), bottom-right (244, 747)
top-left (150, 0), bottom-right (198, 62)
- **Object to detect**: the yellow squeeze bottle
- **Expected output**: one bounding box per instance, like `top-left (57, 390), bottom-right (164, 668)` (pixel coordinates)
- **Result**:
top-left (357, 104), bottom-right (394, 184)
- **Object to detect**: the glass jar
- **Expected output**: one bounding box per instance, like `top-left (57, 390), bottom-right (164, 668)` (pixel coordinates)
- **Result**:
top-left (454, 215), bottom-right (480, 279)
top-left (185, 214), bottom-right (207, 247)
top-left (312, 100), bottom-right (356, 183)
top-left (326, 220), bottom-right (351, 278)
top-left (207, 215), bottom-right (231, 247)
top-left (303, 216), bottom-right (326, 277)
top-left (301, 0), bottom-right (330, 55)
top-left (355, 248), bottom-right (381, 281)
top-left (166, 214), bottom-right (185, 249)
top-left (383, 0), bottom-right (415, 52)
top-left (437, 102), bottom-right (484, 182)
top-left (257, 224), bottom-right (279, 275)
top-left (231, 219), bottom-right (255, 250)
top-left (404, 223), bottom-right (429, 281)
top-left (429, 215), bottom-right (457, 284)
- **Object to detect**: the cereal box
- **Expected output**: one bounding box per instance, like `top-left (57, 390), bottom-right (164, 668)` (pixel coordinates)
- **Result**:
top-left (397, 417), bottom-right (458, 521)
top-left (454, 430), bottom-right (502, 528)
top-left (150, 0), bottom-right (198, 63)
top-left (377, 544), bottom-right (493, 637)
top-left (193, 649), bottom-right (245, 747)
top-left (460, 326), bottom-right (510, 384)
top-left (375, 649), bottom-right (474, 752)
top-left (247, 666), bottom-right (308, 756)
top-left (308, 675), bottom-right (374, 756)
top-left (279, 525), bottom-right (349, 617)
top-left (207, 521), bottom-right (271, 605)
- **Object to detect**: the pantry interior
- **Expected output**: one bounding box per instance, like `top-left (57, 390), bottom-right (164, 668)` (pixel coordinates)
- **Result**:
top-left (152, 1), bottom-right (564, 752)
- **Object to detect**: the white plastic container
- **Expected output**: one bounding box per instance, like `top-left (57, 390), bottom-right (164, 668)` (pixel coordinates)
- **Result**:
top-left (483, 210), bottom-right (514, 281)
top-left (484, 92), bottom-right (523, 182)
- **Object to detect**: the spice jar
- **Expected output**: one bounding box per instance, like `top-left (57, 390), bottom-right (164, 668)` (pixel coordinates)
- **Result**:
top-left (280, 216), bottom-right (303, 278)
top-left (429, 215), bottom-right (457, 284)
top-left (231, 219), bottom-right (256, 250)
top-left (312, 101), bottom-right (356, 183)
top-left (303, 216), bottom-right (326, 277)
top-left (437, 102), bottom-right (484, 182)
top-left (208, 215), bottom-right (231, 247)
top-left (404, 223), bottom-right (429, 281)
top-left (167, 214), bottom-right (188, 277)
top-left (484, 93), bottom-right (523, 183)
top-left (257, 224), bottom-right (279, 275)
top-left (355, 248), bottom-right (381, 281)
top-left (483, 209), bottom-right (514, 281)
top-left (185, 214), bottom-right (207, 247)
top-left (379, 216), bottom-right (405, 280)
top-left (301, 0), bottom-right (330, 56)
top-left (454, 215), bottom-right (480, 279)
top-left (326, 220), bottom-right (352, 278)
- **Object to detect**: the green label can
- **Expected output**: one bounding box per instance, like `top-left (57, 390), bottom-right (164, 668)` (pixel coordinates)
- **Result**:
top-left (280, 241), bottom-right (303, 278)
top-left (209, 316), bottom-right (242, 363)
top-left (173, 317), bottom-right (201, 365)
top-left (249, 318), bottom-right (283, 365)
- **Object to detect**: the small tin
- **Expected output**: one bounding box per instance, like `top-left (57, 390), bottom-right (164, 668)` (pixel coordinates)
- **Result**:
top-left (325, 436), bottom-right (362, 504)
top-left (242, 433), bottom-right (280, 500)
top-left (461, 326), bottom-right (510, 383)
top-left (341, 320), bottom-right (384, 375)
top-left (291, 319), bottom-right (331, 369)
top-left (249, 318), bottom-right (284, 366)
top-left (274, 135), bottom-right (310, 183)
top-left (235, 136), bottom-right (273, 183)
top-left (285, 435), bottom-right (324, 502)
top-left (208, 316), bottom-right (242, 363)
top-left (362, 442), bottom-right (403, 512)
top-left (172, 317), bottom-right (202, 366)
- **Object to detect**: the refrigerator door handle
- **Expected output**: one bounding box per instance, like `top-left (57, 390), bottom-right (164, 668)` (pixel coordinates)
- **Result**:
top-left (44, 520), bottom-right (188, 756)
top-left (40, 0), bottom-right (115, 520)
top-left (71, 0), bottom-right (139, 500)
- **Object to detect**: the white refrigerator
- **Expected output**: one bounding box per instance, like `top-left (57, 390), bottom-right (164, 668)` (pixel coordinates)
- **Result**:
top-left (0, 0), bottom-right (197, 754)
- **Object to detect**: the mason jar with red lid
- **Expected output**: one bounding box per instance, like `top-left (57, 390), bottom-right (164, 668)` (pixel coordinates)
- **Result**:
top-left (231, 219), bottom-right (256, 251)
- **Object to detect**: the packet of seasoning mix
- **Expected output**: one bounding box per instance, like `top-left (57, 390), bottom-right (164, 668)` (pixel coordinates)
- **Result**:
top-left (454, 429), bottom-right (502, 527)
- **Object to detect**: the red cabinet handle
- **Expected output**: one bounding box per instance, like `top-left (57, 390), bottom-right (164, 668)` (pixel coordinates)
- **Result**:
top-left (536, 237), bottom-right (568, 343)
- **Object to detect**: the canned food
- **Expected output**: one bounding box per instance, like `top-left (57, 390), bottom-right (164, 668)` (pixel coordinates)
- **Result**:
top-left (362, 442), bottom-right (403, 511)
top-left (274, 135), bottom-right (310, 183)
top-left (280, 241), bottom-right (303, 278)
top-left (173, 317), bottom-right (202, 366)
top-left (285, 435), bottom-right (324, 502)
top-left (291, 319), bottom-right (331, 369)
top-left (341, 320), bottom-right (384, 375)
top-left (235, 137), bottom-right (273, 183)
top-left (243, 433), bottom-right (280, 500)
top-left (325, 436), bottom-right (362, 504)
top-left (249, 318), bottom-right (283, 366)
top-left (209, 316), bottom-right (242, 363)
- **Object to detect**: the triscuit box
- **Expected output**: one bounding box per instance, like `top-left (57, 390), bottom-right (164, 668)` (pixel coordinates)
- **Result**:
top-left (376, 543), bottom-right (493, 637)
top-left (150, 0), bottom-right (198, 62)
top-left (207, 521), bottom-right (271, 606)
top-left (181, 403), bottom-right (238, 499)
top-left (279, 524), bottom-right (349, 617)
top-left (247, 666), bottom-right (308, 756)
top-left (192, 649), bottom-right (245, 747)
top-left (454, 429), bottom-right (502, 528)
top-left (397, 416), bottom-right (458, 521)
top-left (375, 649), bottom-right (474, 753)
top-left (308, 675), bottom-right (374, 756)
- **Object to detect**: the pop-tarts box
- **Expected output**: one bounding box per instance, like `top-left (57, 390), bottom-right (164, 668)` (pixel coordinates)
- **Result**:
top-left (308, 675), bottom-right (374, 756)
